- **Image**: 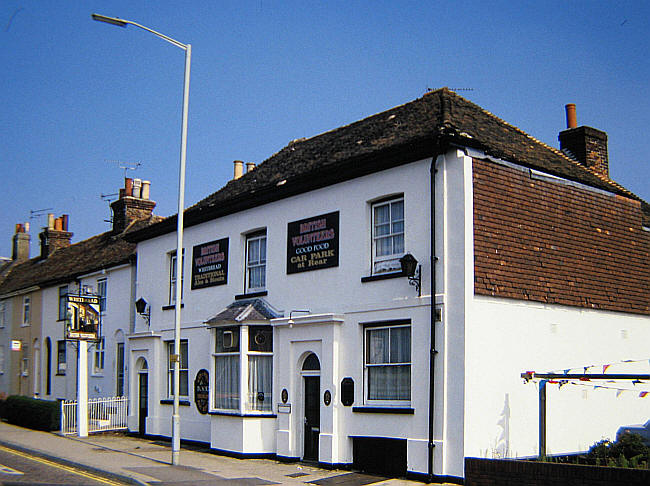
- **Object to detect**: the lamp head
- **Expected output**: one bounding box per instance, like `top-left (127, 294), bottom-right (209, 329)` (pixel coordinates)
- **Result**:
top-left (135, 297), bottom-right (148, 315)
top-left (92, 14), bottom-right (128, 27)
top-left (399, 253), bottom-right (418, 278)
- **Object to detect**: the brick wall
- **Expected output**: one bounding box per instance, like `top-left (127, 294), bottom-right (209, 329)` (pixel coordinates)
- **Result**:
top-left (473, 158), bottom-right (650, 315)
top-left (465, 458), bottom-right (650, 486)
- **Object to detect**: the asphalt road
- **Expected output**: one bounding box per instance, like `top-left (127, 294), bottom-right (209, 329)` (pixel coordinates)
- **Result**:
top-left (0, 445), bottom-right (129, 485)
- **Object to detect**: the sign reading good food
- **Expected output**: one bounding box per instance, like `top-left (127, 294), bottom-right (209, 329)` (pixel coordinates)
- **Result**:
top-left (191, 238), bottom-right (229, 289)
top-left (287, 211), bottom-right (339, 274)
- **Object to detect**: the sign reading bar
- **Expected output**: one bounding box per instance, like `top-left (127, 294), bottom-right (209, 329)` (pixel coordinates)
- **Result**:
top-left (287, 211), bottom-right (339, 274)
top-left (191, 238), bottom-right (229, 289)
top-left (66, 294), bottom-right (100, 341)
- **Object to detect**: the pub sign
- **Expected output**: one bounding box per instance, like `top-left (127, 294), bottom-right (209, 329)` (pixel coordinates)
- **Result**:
top-left (191, 238), bottom-right (229, 289)
top-left (65, 294), bottom-right (100, 341)
top-left (287, 211), bottom-right (339, 274)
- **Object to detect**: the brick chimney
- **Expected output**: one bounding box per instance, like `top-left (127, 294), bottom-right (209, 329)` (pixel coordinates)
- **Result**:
top-left (40, 214), bottom-right (73, 259)
top-left (110, 178), bottom-right (156, 234)
top-left (12, 223), bottom-right (30, 261)
top-left (558, 103), bottom-right (609, 178)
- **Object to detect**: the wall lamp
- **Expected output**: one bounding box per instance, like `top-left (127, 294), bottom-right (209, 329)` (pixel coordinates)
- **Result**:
top-left (288, 309), bottom-right (310, 326)
top-left (135, 297), bottom-right (151, 325)
top-left (400, 253), bottom-right (421, 297)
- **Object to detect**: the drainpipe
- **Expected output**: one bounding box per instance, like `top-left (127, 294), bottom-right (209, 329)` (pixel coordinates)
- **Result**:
top-left (427, 141), bottom-right (444, 482)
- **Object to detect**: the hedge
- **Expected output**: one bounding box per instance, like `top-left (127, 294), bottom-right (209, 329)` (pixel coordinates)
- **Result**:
top-left (1, 395), bottom-right (60, 431)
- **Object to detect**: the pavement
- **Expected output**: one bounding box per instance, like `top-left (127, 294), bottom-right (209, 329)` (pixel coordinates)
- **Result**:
top-left (0, 421), bottom-right (442, 485)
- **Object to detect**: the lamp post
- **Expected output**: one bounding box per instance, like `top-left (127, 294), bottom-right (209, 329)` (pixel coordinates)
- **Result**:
top-left (92, 13), bottom-right (190, 466)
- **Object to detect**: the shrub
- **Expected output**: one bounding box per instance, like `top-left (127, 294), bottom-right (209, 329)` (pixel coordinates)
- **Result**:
top-left (587, 432), bottom-right (650, 469)
top-left (0, 392), bottom-right (7, 419)
top-left (3, 395), bottom-right (60, 431)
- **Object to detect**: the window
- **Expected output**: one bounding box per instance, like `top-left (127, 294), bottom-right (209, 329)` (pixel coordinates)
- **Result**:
top-left (168, 251), bottom-right (184, 305)
top-left (57, 340), bottom-right (66, 374)
top-left (97, 279), bottom-right (107, 313)
top-left (22, 295), bottom-right (30, 326)
top-left (167, 340), bottom-right (188, 397)
top-left (116, 342), bottom-right (125, 396)
top-left (0, 301), bottom-right (5, 328)
top-left (0, 345), bottom-right (5, 374)
top-left (245, 232), bottom-right (266, 292)
top-left (365, 323), bottom-right (411, 402)
top-left (372, 197), bottom-right (404, 274)
top-left (58, 286), bottom-right (68, 320)
top-left (45, 338), bottom-right (52, 395)
top-left (213, 325), bottom-right (273, 412)
top-left (21, 344), bottom-right (29, 377)
top-left (94, 337), bottom-right (105, 373)
top-left (214, 326), bottom-right (240, 410)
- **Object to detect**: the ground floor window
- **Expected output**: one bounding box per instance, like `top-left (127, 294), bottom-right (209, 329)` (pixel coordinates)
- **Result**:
top-left (167, 340), bottom-right (188, 397)
top-left (365, 321), bottom-right (411, 402)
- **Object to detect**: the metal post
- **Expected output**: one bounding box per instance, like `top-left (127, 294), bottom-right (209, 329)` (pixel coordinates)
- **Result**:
top-left (77, 340), bottom-right (88, 437)
top-left (538, 379), bottom-right (546, 460)
top-left (172, 42), bottom-right (191, 466)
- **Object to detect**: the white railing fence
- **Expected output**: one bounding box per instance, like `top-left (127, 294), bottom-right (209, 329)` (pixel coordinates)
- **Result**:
top-left (60, 396), bottom-right (128, 435)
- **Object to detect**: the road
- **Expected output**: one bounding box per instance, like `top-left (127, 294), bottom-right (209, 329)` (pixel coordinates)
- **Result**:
top-left (0, 445), bottom-right (129, 485)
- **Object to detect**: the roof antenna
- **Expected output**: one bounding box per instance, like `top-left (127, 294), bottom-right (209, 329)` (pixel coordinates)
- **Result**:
top-left (30, 207), bottom-right (54, 227)
top-left (105, 159), bottom-right (142, 179)
top-left (100, 193), bottom-right (119, 224)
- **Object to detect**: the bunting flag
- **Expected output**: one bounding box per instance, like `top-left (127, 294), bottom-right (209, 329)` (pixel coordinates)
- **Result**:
top-left (616, 390), bottom-right (624, 398)
top-left (640, 392), bottom-right (649, 398)
top-left (602, 364), bottom-right (611, 373)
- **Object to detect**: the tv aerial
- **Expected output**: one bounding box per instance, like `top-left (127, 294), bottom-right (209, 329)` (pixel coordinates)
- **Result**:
top-left (105, 159), bottom-right (142, 179)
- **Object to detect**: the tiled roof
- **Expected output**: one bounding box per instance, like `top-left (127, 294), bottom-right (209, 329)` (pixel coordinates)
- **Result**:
top-left (204, 298), bottom-right (283, 325)
top-left (0, 215), bottom-right (162, 295)
top-left (128, 88), bottom-right (648, 240)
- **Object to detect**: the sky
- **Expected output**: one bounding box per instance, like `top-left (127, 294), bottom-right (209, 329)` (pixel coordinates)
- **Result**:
top-left (1, 1), bottom-right (649, 258)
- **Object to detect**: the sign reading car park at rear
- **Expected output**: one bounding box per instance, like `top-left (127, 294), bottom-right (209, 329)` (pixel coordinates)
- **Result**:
top-left (287, 211), bottom-right (339, 274)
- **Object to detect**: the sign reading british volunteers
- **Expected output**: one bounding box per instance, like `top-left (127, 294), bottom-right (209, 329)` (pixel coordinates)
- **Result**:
top-left (287, 211), bottom-right (339, 274)
top-left (192, 238), bottom-right (229, 289)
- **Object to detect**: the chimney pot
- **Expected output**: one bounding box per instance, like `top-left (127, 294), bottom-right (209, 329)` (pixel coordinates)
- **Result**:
top-left (565, 103), bottom-right (577, 129)
top-left (62, 214), bottom-right (69, 231)
top-left (233, 160), bottom-right (244, 180)
top-left (54, 217), bottom-right (63, 231)
top-left (47, 213), bottom-right (55, 230)
top-left (125, 177), bottom-right (133, 197)
top-left (141, 181), bottom-right (151, 200)
top-left (246, 162), bottom-right (256, 173)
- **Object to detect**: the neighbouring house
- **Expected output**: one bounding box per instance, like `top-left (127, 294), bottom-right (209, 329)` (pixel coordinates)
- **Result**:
top-left (124, 88), bottom-right (649, 482)
top-left (0, 178), bottom-right (159, 403)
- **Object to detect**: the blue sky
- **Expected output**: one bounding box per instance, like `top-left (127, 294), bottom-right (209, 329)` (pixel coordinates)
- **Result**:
top-left (1, 1), bottom-right (648, 258)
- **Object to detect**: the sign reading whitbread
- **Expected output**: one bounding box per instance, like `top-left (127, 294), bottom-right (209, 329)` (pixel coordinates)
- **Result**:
top-left (66, 294), bottom-right (100, 340)
top-left (192, 238), bottom-right (229, 289)
top-left (287, 211), bottom-right (339, 274)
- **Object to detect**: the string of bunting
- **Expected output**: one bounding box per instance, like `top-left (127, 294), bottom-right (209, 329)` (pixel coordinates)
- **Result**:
top-left (554, 381), bottom-right (650, 398)
top-left (546, 358), bottom-right (650, 375)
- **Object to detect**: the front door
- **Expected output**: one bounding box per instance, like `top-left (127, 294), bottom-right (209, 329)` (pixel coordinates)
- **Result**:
top-left (138, 372), bottom-right (148, 436)
top-left (303, 376), bottom-right (320, 461)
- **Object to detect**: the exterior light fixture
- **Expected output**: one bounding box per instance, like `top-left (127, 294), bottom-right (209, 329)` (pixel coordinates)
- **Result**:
top-left (135, 297), bottom-right (151, 325)
top-left (400, 253), bottom-right (421, 297)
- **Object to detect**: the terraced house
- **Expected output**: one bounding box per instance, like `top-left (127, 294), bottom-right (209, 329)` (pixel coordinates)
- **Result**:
top-left (123, 89), bottom-right (649, 482)
top-left (0, 181), bottom-right (159, 404)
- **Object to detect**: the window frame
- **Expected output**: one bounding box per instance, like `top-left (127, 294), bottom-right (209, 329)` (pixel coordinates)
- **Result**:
top-left (116, 342), bottom-right (125, 396)
top-left (213, 326), bottom-right (241, 412)
top-left (22, 295), bottom-right (30, 326)
top-left (58, 286), bottom-right (68, 321)
top-left (363, 321), bottom-right (411, 405)
top-left (244, 232), bottom-right (267, 293)
top-left (57, 340), bottom-right (67, 375)
top-left (93, 337), bottom-right (105, 374)
top-left (371, 196), bottom-right (405, 275)
top-left (96, 278), bottom-right (107, 314)
top-left (167, 340), bottom-right (189, 398)
top-left (168, 251), bottom-right (185, 305)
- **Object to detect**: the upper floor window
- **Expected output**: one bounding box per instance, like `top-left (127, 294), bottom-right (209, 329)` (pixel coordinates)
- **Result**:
top-left (167, 340), bottom-right (189, 398)
top-left (372, 197), bottom-right (404, 274)
top-left (58, 286), bottom-right (68, 320)
top-left (364, 322), bottom-right (411, 403)
top-left (245, 232), bottom-right (266, 292)
top-left (97, 278), bottom-right (107, 313)
top-left (168, 251), bottom-right (184, 305)
top-left (22, 296), bottom-right (31, 326)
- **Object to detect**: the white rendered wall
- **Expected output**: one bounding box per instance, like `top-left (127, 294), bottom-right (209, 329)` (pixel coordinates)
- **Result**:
top-left (465, 296), bottom-right (650, 459)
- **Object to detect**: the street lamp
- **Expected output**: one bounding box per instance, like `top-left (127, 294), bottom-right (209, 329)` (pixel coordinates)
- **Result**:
top-left (92, 13), bottom-right (191, 466)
